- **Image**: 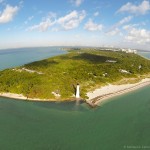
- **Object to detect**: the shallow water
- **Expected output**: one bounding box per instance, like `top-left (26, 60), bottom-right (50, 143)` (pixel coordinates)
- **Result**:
top-left (0, 85), bottom-right (150, 150)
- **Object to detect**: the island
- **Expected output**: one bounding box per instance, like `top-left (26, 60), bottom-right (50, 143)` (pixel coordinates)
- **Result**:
top-left (0, 48), bottom-right (150, 106)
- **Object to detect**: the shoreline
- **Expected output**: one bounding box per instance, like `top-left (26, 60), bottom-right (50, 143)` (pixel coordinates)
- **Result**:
top-left (0, 78), bottom-right (150, 106)
top-left (86, 78), bottom-right (150, 107)
top-left (0, 92), bottom-right (82, 102)
top-left (0, 93), bottom-right (55, 102)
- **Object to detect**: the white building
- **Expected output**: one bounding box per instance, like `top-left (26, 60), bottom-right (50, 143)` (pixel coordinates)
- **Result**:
top-left (76, 84), bottom-right (80, 98)
top-left (121, 48), bottom-right (137, 54)
top-left (119, 69), bottom-right (130, 74)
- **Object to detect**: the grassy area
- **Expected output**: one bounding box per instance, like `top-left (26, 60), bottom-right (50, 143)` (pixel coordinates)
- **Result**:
top-left (0, 48), bottom-right (150, 100)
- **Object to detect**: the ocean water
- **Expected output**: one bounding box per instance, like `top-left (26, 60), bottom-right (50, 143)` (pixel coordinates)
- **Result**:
top-left (139, 51), bottom-right (150, 59)
top-left (0, 47), bottom-right (66, 70)
top-left (0, 48), bottom-right (150, 150)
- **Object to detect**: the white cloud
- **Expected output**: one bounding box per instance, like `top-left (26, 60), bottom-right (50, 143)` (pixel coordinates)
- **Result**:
top-left (116, 16), bottom-right (133, 26)
top-left (94, 11), bottom-right (99, 16)
top-left (27, 18), bottom-right (55, 32)
top-left (27, 12), bottom-right (57, 32)
top-left (84, 19), bottom-right (103, 31)
top-left (0, 5), bottom-right (19, 23)
top-left (124, 26), bottom-right (150, 44)
top-left (107, 16), bottom-right (132, 36)
top-left (117, 0), bottom-right (150, 15)
top-left (122, 24), bottom-right (139, 30)
top-left (70, 0), bottom-right (84, 6)
top-left (111, 16), bottom-right (133, 30)
top-left (57, 10), bottom-right (86, 30)
top-left (107, 28), bottom-right (121, 36)
top-left (27, 10), bottom-right (86, 32)
top-left (51, 27), bottom-right (59, 32)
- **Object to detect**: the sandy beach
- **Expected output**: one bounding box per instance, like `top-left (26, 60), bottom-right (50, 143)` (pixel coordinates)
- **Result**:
top-left (0, 93), bottom-right (27, 100)
top-left (86, 78), bottom-right (150, 106)
top-left (0, 93), bottom-right (54, 101)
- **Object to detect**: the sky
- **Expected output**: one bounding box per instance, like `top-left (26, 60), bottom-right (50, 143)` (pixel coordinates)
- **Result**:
top-left (0, 0), bottom-right (150, 50)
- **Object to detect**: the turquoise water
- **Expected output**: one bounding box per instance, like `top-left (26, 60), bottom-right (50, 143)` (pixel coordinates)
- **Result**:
top-left (0, 47), bottom-right (66, 70)
top-left (0, 48), bottom-right (150, 150)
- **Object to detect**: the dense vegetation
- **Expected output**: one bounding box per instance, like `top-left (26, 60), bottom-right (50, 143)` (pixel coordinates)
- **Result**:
top-left (0, 49), bottom-right (150, 100)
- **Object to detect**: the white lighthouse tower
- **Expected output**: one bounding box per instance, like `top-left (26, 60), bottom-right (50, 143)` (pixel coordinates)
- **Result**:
top-left (76, 84), bottom-right (80, 99)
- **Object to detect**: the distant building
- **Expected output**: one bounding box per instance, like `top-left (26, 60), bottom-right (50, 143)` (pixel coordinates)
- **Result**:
top-left (121, 48), bottom-right (137, 54)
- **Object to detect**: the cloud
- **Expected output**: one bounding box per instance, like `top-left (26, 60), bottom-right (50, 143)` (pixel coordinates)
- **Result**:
top-left (122, 24), bottom-right (140, 30)
top-left (27, 10), bottom-right (86, 32)
top-left (70, 0), bottom-right (84, 6)
top-left (106, 28), bottom-right (122, 36)
top-left (116, 16), bottom-right (133, 26)
top-left (27, 12), bottom-right (57, 32)
top-left (84, 19), bottom-right (103, 31)
top-left (57, 10), bottom-right (86, 30)
top-left (124, 26), bottom-right (150, 44)
top-left (107, 16), bottom-right (132, 36)
top-left (27, 18), bottom-right (55, 32)
top-left (94, 11), bottom-right (99, 17)
top-left (117, 0), bottom-right (150, 15)
top-left (0, 5), bottom-right (19, 23)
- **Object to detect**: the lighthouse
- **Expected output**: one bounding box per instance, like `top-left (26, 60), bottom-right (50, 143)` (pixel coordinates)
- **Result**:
top-left (76, 84), bottom-right (80, 98)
